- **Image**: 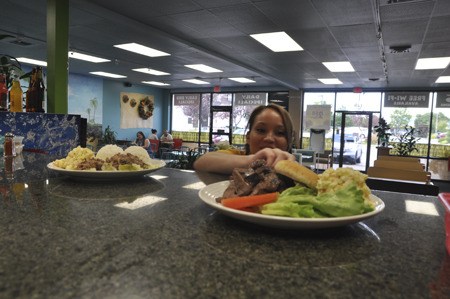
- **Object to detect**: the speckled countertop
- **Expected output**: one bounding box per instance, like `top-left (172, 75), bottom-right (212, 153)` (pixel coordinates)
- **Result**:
top-left (0, 152), bottom-right (448, 299)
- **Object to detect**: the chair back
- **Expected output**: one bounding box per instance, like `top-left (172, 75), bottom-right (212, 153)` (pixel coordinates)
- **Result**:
top-left (173, 138), bottom-right (183, 150)
top-left (149, 139), bottom-right (160, 153)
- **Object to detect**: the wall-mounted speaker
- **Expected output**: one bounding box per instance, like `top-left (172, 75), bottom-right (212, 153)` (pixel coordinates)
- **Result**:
top-left (124, 82), bottom-right (132, 87)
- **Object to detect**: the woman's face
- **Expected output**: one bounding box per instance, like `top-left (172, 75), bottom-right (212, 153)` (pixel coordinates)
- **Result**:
top-left (137, 133), bottom-right (144, 139)
top-left (246, 108), bottom-right (288, 154)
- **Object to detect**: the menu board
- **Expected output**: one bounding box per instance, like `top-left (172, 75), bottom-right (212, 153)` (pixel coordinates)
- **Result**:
top-left (305, 105), bottom-right (331, 130)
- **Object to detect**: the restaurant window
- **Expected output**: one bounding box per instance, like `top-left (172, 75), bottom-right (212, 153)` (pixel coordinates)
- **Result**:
top-left (381, 92), bottom-right (432, 158)
top-left (171, 93), bottom-right (204, 142)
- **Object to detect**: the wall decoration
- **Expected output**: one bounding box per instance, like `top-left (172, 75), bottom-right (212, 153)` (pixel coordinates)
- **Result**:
top-left (120, 92), bottom-right (154, 128)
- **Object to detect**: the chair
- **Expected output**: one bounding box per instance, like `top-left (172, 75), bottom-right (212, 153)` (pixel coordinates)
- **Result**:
top-left (316, 150), bottom-right (332, 171)
top-left (293, 149), bottom-right (317, 170)
top-left (172, 138), bottom-right (183, 150)
top-left (149, 139), bottom-right (160, 158)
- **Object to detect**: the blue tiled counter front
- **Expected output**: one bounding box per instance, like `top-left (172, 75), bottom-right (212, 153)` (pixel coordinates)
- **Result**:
top-left (0, 112), bottom-right (81, 156)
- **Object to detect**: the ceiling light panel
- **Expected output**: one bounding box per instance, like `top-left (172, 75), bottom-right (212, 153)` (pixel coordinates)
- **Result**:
top-left (318, 78), bottom-right (343, 84)
top-left (184, 64), bottom-right (222, 73)
top-left (435, 76), bottom-right (450, 83)
top-left (133, 68), bottom-right (170, 76)
top-left (114, 43), bottom-right (170, 57)
top-left (322, 62), bottom-right (355, 72)
top-left (142, 81), bottom-right (170, 86)
top-left (69, 51), bottom-right (110, 63)
top-left (228, 77), bottom-right (256, 83)
top-left (250, 31), bottom-right (303, 52)
top-left (89, 71), bottom-right (126, 78)
top-left (183, 79), bottom-right (210, 84)
top-left (415, 57), bottom-right (450, 70)
top-left (16, 57), bottom-right (47, 67)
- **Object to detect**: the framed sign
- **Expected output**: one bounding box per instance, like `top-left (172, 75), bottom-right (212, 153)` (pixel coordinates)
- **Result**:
top-left (305, 105), bottom-right (331, 130)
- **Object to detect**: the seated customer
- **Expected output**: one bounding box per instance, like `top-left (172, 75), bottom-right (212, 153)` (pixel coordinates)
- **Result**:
top-left (148, 129), bottom-right (158, 140)
top-left (194, 104), bottom-right (295, 174)
top-left (160, 129), bottom-right (174, 149)
top-left (133, 131), bottom-right (153, 155)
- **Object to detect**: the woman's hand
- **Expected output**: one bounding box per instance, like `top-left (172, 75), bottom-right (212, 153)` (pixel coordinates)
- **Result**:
top-left (250, 148), bottom-right (295, 168)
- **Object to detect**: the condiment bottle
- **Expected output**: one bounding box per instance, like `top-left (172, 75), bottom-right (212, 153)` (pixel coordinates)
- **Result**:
top-left (4, 132), bottom-right (15, 157)
top-left (0, 73), bottom-right (8, 111)
top-left (26, 68), bottom-right (36, 112)
top-left (9, 78), bottom-right (23, 112)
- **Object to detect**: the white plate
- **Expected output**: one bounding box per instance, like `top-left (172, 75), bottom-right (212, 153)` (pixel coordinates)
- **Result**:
top-left (47, 160), bottom-right (166, 180)
top-left (199, 181), bottom-right (385, 229)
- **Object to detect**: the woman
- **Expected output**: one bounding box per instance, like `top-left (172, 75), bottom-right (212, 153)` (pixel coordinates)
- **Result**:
top-left (194, 104), bottom-right (295, 174)
top-left (134, 131), bottom-right (153, 155)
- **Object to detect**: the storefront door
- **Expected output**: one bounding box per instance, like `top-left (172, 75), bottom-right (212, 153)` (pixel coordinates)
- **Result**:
top-left (334, 112), bottom-right (373, 172)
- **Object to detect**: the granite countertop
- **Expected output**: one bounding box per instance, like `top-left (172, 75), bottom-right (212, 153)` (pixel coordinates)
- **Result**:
top-left (0, 152), bottom-right (448, 299)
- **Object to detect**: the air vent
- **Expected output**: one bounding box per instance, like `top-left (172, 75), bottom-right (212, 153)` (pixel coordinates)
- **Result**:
top-left (389, 45), bottom-right (411, 53)
top-left (369, 78), bottom-right (380, 81)
top-left (386, 0), bottom-right (432, 4)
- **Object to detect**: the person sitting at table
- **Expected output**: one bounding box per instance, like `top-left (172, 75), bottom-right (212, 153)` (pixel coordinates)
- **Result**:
top-left (133, 131), bottom-right (153, 155)
top-left (194, 104), bottom-right (295, 174)
top-left (160, 129), bottom-right (174, 149)
top-left (148, 129), bottom-right (158, 140)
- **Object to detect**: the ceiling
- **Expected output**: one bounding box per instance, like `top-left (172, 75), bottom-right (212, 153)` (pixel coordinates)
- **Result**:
top-left (2, 0), bottom-right (450, 92)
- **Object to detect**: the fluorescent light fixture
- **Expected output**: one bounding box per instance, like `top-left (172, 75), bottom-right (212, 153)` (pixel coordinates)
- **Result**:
top-left (323, 61), bottom-right (355, 72)
top-left (318, 78), bottom-right (343, 84)
top-left (183, 79), bottom-right (210, 85)
top-left (133, 68), bottom-right (170, 76)
top-left (436, 76), bottom-right (450, 83)
top-left (68, 51), bottom-right (110, 63)
top-left (142, 81), bottom-right (170, 86)
top-left (185, 64), bottom-right (222, 73)
top-left (16, 57), bottom-right (47, 67)
top-left (89, 71), bottom-right (126, 78)
top-left (415, 57), bottom-right (450, 70)
top-left (228, 77), bottom-right (256, 83)
top-left (250, 31), bottom-right (303, 52)
top-left (114, 42), bottom-right (170, 57)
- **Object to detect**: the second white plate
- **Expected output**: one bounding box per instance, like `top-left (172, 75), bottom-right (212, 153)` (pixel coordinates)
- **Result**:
top-left (199, 181), bottom-right (385, 229)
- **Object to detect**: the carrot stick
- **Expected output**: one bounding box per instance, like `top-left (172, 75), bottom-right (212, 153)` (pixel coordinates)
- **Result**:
top-left (221, 192), bottom-right (278, 210)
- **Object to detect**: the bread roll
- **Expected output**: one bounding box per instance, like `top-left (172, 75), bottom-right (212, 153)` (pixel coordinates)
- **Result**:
top-left (274, 160), bottom-right (319, 189)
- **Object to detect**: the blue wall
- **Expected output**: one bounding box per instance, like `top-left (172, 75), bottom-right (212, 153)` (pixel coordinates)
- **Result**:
top-left (101, 80), bottom-right (170, 141)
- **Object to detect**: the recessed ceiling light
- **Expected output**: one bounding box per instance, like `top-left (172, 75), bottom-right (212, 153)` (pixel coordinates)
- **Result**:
top-left (228, 77), bottom-right (256, 83)
top-left (183, 79), bottom-right (210, 85)
top-left (435, 76), bottom-right (450, 83)
top-left (142, 81), bottom-right (170, 86)
top-left (184, 64), bottom-right (222, 73)
top-left (114, 43), bottom-right (170, 57)
top-left (323, 61), bottom-right (355, 72)
top-left (133, 68), bottom-right (170, 76)
top-left (250, 31), bottom-right (303, 52)
top-left (415, 57), bottom-right (450, 70)
top-left (89, 71), bottom-right (126, 79)
top-left (318, 78), bottom-right (343, 84)
top-left (16, 57), bottom-right (47, 67)
top-left (69, 51), bottom-right (110, 63)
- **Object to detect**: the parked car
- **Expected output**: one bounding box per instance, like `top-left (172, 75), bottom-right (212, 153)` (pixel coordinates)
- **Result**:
top-left (332, 134), bottom-right (363, 164)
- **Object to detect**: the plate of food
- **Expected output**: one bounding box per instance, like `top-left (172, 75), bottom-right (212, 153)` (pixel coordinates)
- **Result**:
top-left (198, 160), bottom-right (385, 229)
top-left (47, 144), bottom-right (165, 180)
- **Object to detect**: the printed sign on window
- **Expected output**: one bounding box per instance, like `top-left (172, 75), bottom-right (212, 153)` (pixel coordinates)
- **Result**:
top-left (436, 92), bottom-right (450, 108)
top-left (174, 94), bottom-right (200, 106)
top-left (234, 93), bottom-right (267, 106)
top-left (384, 92), bottom-right (429, 108)
top-left (305, 105), bottom-right (331, 130)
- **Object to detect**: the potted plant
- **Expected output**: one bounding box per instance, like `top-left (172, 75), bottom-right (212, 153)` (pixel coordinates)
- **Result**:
top-left (374, 117), bottom-right (391, 147)
top-left (393, 125), bottom-right (419, 156)
top-left (101, 125), bottom-right (117, 145)
top-left (374, 117), bottom-right (392, 157)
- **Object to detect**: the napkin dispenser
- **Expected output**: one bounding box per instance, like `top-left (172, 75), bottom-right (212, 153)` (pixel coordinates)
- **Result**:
top-left (438, 193), bottom-right (450, 255)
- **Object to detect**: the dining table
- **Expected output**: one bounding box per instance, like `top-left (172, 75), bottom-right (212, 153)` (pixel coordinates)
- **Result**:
top-left (0, 151), bottom-right (449, 299)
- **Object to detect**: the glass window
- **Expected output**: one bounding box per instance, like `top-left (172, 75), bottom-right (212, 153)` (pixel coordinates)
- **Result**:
top-left (303, 92), bottom-right (335, 149)
top-left (212, 93), bottom-right (232, 106)
top-left (336, 92), bottom-right (381, 112)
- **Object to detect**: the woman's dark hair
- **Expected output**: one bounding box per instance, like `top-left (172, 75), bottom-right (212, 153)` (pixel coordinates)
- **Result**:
top-left (244, 104), bottom-right (294, 154)
top-left (151, 129), bottom-right (157, 134)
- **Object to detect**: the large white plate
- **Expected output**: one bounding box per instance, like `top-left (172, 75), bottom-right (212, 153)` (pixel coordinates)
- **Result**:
top-left (199, 181), bottom-right (385, 229)
top-left (47, 160), bottom-right (166, 180)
